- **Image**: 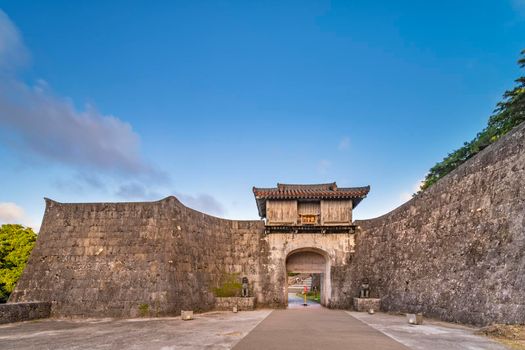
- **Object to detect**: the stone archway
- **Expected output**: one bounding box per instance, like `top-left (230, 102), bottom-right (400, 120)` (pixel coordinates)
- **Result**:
top-left (285, 248), bottom-right (331, 306)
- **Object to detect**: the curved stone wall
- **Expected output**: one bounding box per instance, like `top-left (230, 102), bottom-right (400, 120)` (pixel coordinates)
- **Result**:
top-left (9, 122), bottom-right (525, 325)
top-left (10, 197), bottom-right (267, 317)
top-left (352, 122), bottom-right (525, 325)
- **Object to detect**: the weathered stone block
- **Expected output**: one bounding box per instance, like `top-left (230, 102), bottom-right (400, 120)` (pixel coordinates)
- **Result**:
top-left (407, 313), bottom-right (423, 325)
top-left (215, 297), bottom-right (255, 311)
top-left (353, 298), bottom-right (381, 312)
top-left (181, 310), bottom-right (193, 320)
top-left (0, 302), bottom-right (51, 324)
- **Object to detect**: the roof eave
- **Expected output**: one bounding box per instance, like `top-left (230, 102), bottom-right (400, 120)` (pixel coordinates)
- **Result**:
top-left (352, 196), bottom-right (366, 209)
top-left (254, 197), bottom-right (266, 218)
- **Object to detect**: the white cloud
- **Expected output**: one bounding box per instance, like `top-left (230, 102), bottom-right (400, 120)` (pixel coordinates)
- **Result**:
top-left (0, 10), bottom-right (166, 182)
top-left (53, 173), bottom-right (108, 193)
top-left (0, 202), bottom-right (24, 222)
top-left (115, 182), bottom-right (160, 200)
top-left (338, 137), bottom-right (350, 150)
top-left (113, 183), bottom-right (226, 217)
top-left (0, 9), bottom-right (170, 231)
top-left (175, 193), bottom-right (226, 217)
top-left (317, 159), bottom-right (332, 174)
top-left (399, 192), bottom-right (413, 202)
top-left (510, 0), bottom-right (525, 17)
top-left (512, 0), bottom-right (525, 10)
top-left (399, 180), bottom-right (424, 203)
top-left (0, 10), bottom-right (28, 72)
top-left (0, 201), bottom-right (40, 231)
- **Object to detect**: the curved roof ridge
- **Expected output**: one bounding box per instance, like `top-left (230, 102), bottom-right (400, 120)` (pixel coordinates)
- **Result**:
top-left (276, 182), bottom-right (336, 190)
top-left (252, 182), bottom-right (370, 217)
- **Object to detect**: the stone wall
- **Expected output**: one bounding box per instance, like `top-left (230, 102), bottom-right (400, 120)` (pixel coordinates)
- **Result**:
top-left (9, 197), bottom-right (268, 317)
top-left (353, 298), bottom-right (380, 312)
top-left (9, 195), bottom-right (356, 316)
top-left (9, 122), bottom-right (525, 325)
top-left (215, 297), bottom-right (255, 311)
top-left (0, 302), bottom-right (51, 324)
top-left (350, 122), bottom-right (525, 325)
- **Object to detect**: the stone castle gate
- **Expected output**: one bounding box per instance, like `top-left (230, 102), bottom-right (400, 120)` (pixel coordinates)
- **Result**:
top-left (285, 248), bottom-right (329, 305)
top-left (253, 183), bottom-right (366, 307)
top-left (265, 233), bottom-right (355, 307)
top-left (9, 122), bottom-right (525, 325)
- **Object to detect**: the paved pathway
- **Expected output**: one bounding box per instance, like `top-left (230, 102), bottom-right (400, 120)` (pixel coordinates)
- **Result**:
top-left (287, 293), bottom-right (321, 309)
top-left (0, 309), bottom-right (510, 349)
top-left (233, 308), bottom-right (409, 350)
top-left (0, 310), bottom-right (272, 350)
top-left (349, 311), bottom-right (508, 350)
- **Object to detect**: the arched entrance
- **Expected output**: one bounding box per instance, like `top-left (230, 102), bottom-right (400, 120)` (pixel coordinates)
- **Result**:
top-left (285, 248), bottom-right (331, 307)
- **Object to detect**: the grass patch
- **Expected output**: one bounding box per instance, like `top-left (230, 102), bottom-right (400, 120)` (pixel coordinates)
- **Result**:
top-left (476, 324), bottom-right (525, 350)
top-left (138, 303), bottom-right (149, 317)
top-left (212, 273), bottom-right (242, 297)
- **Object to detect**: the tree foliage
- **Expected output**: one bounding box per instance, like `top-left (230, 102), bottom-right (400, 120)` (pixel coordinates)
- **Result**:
top-left (0, 224), bottom-right (37, 303)
top-left (420, 50), bottom-right (525, 192)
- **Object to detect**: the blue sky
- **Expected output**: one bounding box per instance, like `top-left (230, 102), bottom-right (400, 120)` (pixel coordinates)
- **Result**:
top-left (0, 1), bottom-right (523, 230)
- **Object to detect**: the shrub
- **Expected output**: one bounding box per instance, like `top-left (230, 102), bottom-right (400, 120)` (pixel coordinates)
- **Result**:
top-left (212, 273), bottom-right (242, 297)
top-left (0, 224), bottom-right (37, 303)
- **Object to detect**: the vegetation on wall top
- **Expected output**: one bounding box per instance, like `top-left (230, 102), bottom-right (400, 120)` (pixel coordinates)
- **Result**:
top-left (0, 224), bottom-right (37, 303)
top-left (420, 49), bottom-right (525, 192)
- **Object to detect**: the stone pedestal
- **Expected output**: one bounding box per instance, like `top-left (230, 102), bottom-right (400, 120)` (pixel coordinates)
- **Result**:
top-left (181, 310), bottom-right (194, 320)
top-left (407, 313), bottom-right (423, 325)
top-left (0, 302), bottom-right (51, 324)
top-left (353, 298), bottom-right (381, 312)
top-left (215, 297), bottom-right (255, 311)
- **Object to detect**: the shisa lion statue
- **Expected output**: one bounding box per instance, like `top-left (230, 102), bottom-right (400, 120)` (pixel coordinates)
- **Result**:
top-left (359, 278), bottom-right (370, 298)
top-left (241, 277), bottom-right (249, 297)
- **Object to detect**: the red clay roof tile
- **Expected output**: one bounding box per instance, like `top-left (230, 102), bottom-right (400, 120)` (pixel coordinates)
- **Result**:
top-left (253, 182), bottom-right (370, 200)
top-left (252, 182), bottom-right (370, 218)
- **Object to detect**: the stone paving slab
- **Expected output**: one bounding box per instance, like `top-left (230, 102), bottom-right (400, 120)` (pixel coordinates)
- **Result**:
top-left (348, 311), bottom-right (510, 350)
top-left (233, 308), bottom-right (410, 350)
top-left (0, 308), bottom-right (512, 350)
top-left (0, 310), bottom-right (272, 350)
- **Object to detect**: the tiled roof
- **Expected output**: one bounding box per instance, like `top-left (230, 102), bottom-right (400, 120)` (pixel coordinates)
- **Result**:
top-left (253, 182), bottom-right (370, 200)
top-left (252, 182), bottom-right (370, 218)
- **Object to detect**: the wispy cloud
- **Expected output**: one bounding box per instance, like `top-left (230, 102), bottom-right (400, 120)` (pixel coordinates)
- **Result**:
top-left (317, 159), bottom-right (332, 174)
top-left (115, 182), bottom-right (161, 200)
top-left (512, 0), bottom-right (525, 11)
top-left (0, 10), bottom-right (28, 72)
top-left (0, 10), bottom-right (166, 183)
top-left (175, 192), bottom-right (226, 216)
top-left (0, 202), bottom-right (40, 231)
top-left (113, 182), bottom-right (226, 217)
top-left (0, 202), bottom-right (24, 222)
top-left (338, 137), bottom-right (350, 151)
top-left (0, 10), bottom-right (227, 221)
top-left (399, 179), bottom-right (423, 202)
top-left (53, 173), bottom-right (108, 194)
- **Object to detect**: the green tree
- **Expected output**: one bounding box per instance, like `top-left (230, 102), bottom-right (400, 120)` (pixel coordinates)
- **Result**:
top-left (420, 49), bottom-right (525, 192)
top-left (0, 224), bottom-right (37, 303)
top-left (488, 50), bottom-right (525, 135)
